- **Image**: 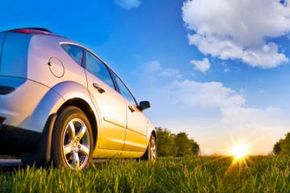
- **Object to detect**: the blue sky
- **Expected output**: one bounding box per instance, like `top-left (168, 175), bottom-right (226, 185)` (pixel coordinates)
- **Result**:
top-left (1, 0), bottom-right (290, 154)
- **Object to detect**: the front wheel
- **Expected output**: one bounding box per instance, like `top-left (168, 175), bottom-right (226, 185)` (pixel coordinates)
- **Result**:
top-left (142, 135), bottom-right (157, 161)
top-left (52, 107), bottom-right (94, 170)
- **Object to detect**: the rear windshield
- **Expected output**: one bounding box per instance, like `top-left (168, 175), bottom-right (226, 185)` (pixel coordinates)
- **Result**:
top-left (0, 32), bottom-right (31, 78)
top-left (0, 33), bottom-right (4, 70)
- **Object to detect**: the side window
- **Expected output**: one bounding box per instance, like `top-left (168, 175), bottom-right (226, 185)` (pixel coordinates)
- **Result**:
top-left (113, 73), bottom-right (137, 105)
top-left (85, 51), bottom-right (115, 89)
top-left (61, 44), bottom-right (83, 65)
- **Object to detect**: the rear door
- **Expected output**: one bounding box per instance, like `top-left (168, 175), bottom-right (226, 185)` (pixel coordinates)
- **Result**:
top-left (84, 50), bottom-right (127, 151)
top-left (112, 72), bottom-right (148, 152)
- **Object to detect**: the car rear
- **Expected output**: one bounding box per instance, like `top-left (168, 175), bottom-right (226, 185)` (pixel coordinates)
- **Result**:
top-left (0, 29), bottom-right (59, 154)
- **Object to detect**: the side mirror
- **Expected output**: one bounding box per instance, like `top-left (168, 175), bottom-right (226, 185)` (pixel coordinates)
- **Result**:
top-left (138, 101), bottom-right (151, 111)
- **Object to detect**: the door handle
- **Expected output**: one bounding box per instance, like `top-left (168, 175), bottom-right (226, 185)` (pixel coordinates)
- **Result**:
top-left (93, 83), bottom-right (105, 94)
top-left (128, 105), bottom-right (135, 112)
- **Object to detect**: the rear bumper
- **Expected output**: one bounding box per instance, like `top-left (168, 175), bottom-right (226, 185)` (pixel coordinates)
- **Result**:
top-left (0, 124), bottom-right (41, 155)
top-left (0, 114), bottom-right (57, 165)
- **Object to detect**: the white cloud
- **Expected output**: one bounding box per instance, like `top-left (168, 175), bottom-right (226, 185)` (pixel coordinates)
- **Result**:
top-left (114, 0), bottom-right (141, 10)
top-left (160, 69), bottom-right (181, 78)
top-left (224, 68), bottom-right (230, 73)
top-left (143, 60), bottom-right (182, 78)
top-left (170, 80), bottom-right (245, 109)
top-left (144, 60), bottom-right (162, 73)
top-left (191, 58), bottom-right (211, 73)
top-left (182, 0), bottom-right (290, 68)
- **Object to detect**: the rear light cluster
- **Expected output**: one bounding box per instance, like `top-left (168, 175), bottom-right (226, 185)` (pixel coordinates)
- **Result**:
top-left (0, 117), bottom-right (5, 125)
top-left (0, 86), bottom-right (15, 95)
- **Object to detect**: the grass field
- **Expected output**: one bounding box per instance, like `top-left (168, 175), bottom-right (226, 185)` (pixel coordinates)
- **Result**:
top-left (0, 156), bottom-right (289, 193)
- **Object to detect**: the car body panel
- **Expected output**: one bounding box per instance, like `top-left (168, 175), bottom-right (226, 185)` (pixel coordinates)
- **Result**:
top-left (86, 71), bottom-right (127, 151)
top-left (124, 110), bottom-right (148, 152)
top-left (28, 35), bottom-right (88, 89)
top-left (93, 148), bottom-right (144, 158)
top-left (0, 76), bottom-right (62, 133)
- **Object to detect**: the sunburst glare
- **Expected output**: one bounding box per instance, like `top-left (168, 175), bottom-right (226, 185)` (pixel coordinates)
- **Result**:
top-left (230, 143), bottom-right (249, 160)
top-left (225, 140), bottom-right (253, 174)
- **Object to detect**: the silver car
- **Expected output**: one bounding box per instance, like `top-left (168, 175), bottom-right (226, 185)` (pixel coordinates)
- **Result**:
top-left (0, 28), bottom-right (156, 170)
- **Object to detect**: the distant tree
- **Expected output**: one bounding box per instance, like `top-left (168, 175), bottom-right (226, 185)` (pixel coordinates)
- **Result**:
top-left (273, 132), bottom-right (290, 155)
top-left (156, 127), bottom-right (200, 157)
top-left (273, 140), bottom-right (282, 155)
top-left (156, 127), bottom-right (177, 157)
top-left (280, 133), bottom-right (290, 155)
top-left (190, 139), bottom-right (200, 155)
top-left (175, 132), bottom-right (193, 157)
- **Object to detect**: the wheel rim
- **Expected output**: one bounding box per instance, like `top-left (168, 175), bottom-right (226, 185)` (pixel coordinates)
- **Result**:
top-left (62, 118), bottom-right (91, 170)
top-left (150, 137), bottom-right (157, 160)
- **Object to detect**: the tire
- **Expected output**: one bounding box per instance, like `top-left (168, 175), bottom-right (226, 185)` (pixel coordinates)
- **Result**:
top-left (142, 135), bottom-right (157, 161)
top-left (52, 106), bottom-right (94, 170)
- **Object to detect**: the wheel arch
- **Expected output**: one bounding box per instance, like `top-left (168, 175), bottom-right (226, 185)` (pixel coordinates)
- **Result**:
top-left (144, 126), bottom-right (157, 152)
top-left (24, 81), bottom-right (101, 165)
top-left (50, 81), bottom-right (101, 148)
top-left (146, 123), bottom-right (157, 144)
top-left (56, 98), bottom-right (98, 147)
top-left (151, 130), bottom-right (157, 141)
top-left (141, 128), bottom-right (157, 160)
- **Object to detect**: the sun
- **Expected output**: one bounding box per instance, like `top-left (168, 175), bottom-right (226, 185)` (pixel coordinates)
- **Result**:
top-left (225, 140), bottom-right (252, 173)
top-left (230, 143), bottom-right (249, 160)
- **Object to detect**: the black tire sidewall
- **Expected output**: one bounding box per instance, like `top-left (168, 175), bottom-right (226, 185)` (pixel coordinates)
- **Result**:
top-left (52, 106), bottom-right (94, 169)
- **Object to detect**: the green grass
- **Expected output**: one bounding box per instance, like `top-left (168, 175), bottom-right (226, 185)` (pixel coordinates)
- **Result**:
top-left (0, 156), bottom-right (289, 193)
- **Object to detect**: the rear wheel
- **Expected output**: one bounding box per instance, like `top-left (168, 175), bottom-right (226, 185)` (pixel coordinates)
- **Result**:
top-left (142, 135), bottom-right (157, 161)
top-left (52, 107), bottom-right (93, 170)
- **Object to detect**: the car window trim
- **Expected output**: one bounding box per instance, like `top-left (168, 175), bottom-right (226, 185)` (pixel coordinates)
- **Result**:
top-left (83, 50), bottom-right (117, 90)
top-left (60, 43), bottom-right (84, 66)
top-left (110, 70), bottom-right (138, 106)
top-left (60, 42), bottom-right (112, 73)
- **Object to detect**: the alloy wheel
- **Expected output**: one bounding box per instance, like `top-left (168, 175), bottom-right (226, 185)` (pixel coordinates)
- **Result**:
top-left (62, 118), bottom-right (91, 170)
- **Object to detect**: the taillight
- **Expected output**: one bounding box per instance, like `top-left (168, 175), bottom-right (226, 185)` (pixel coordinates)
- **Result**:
top-left (0, 86), bottom-right (15, 95)
top-left (0, 117), bottom-right (5, 125)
